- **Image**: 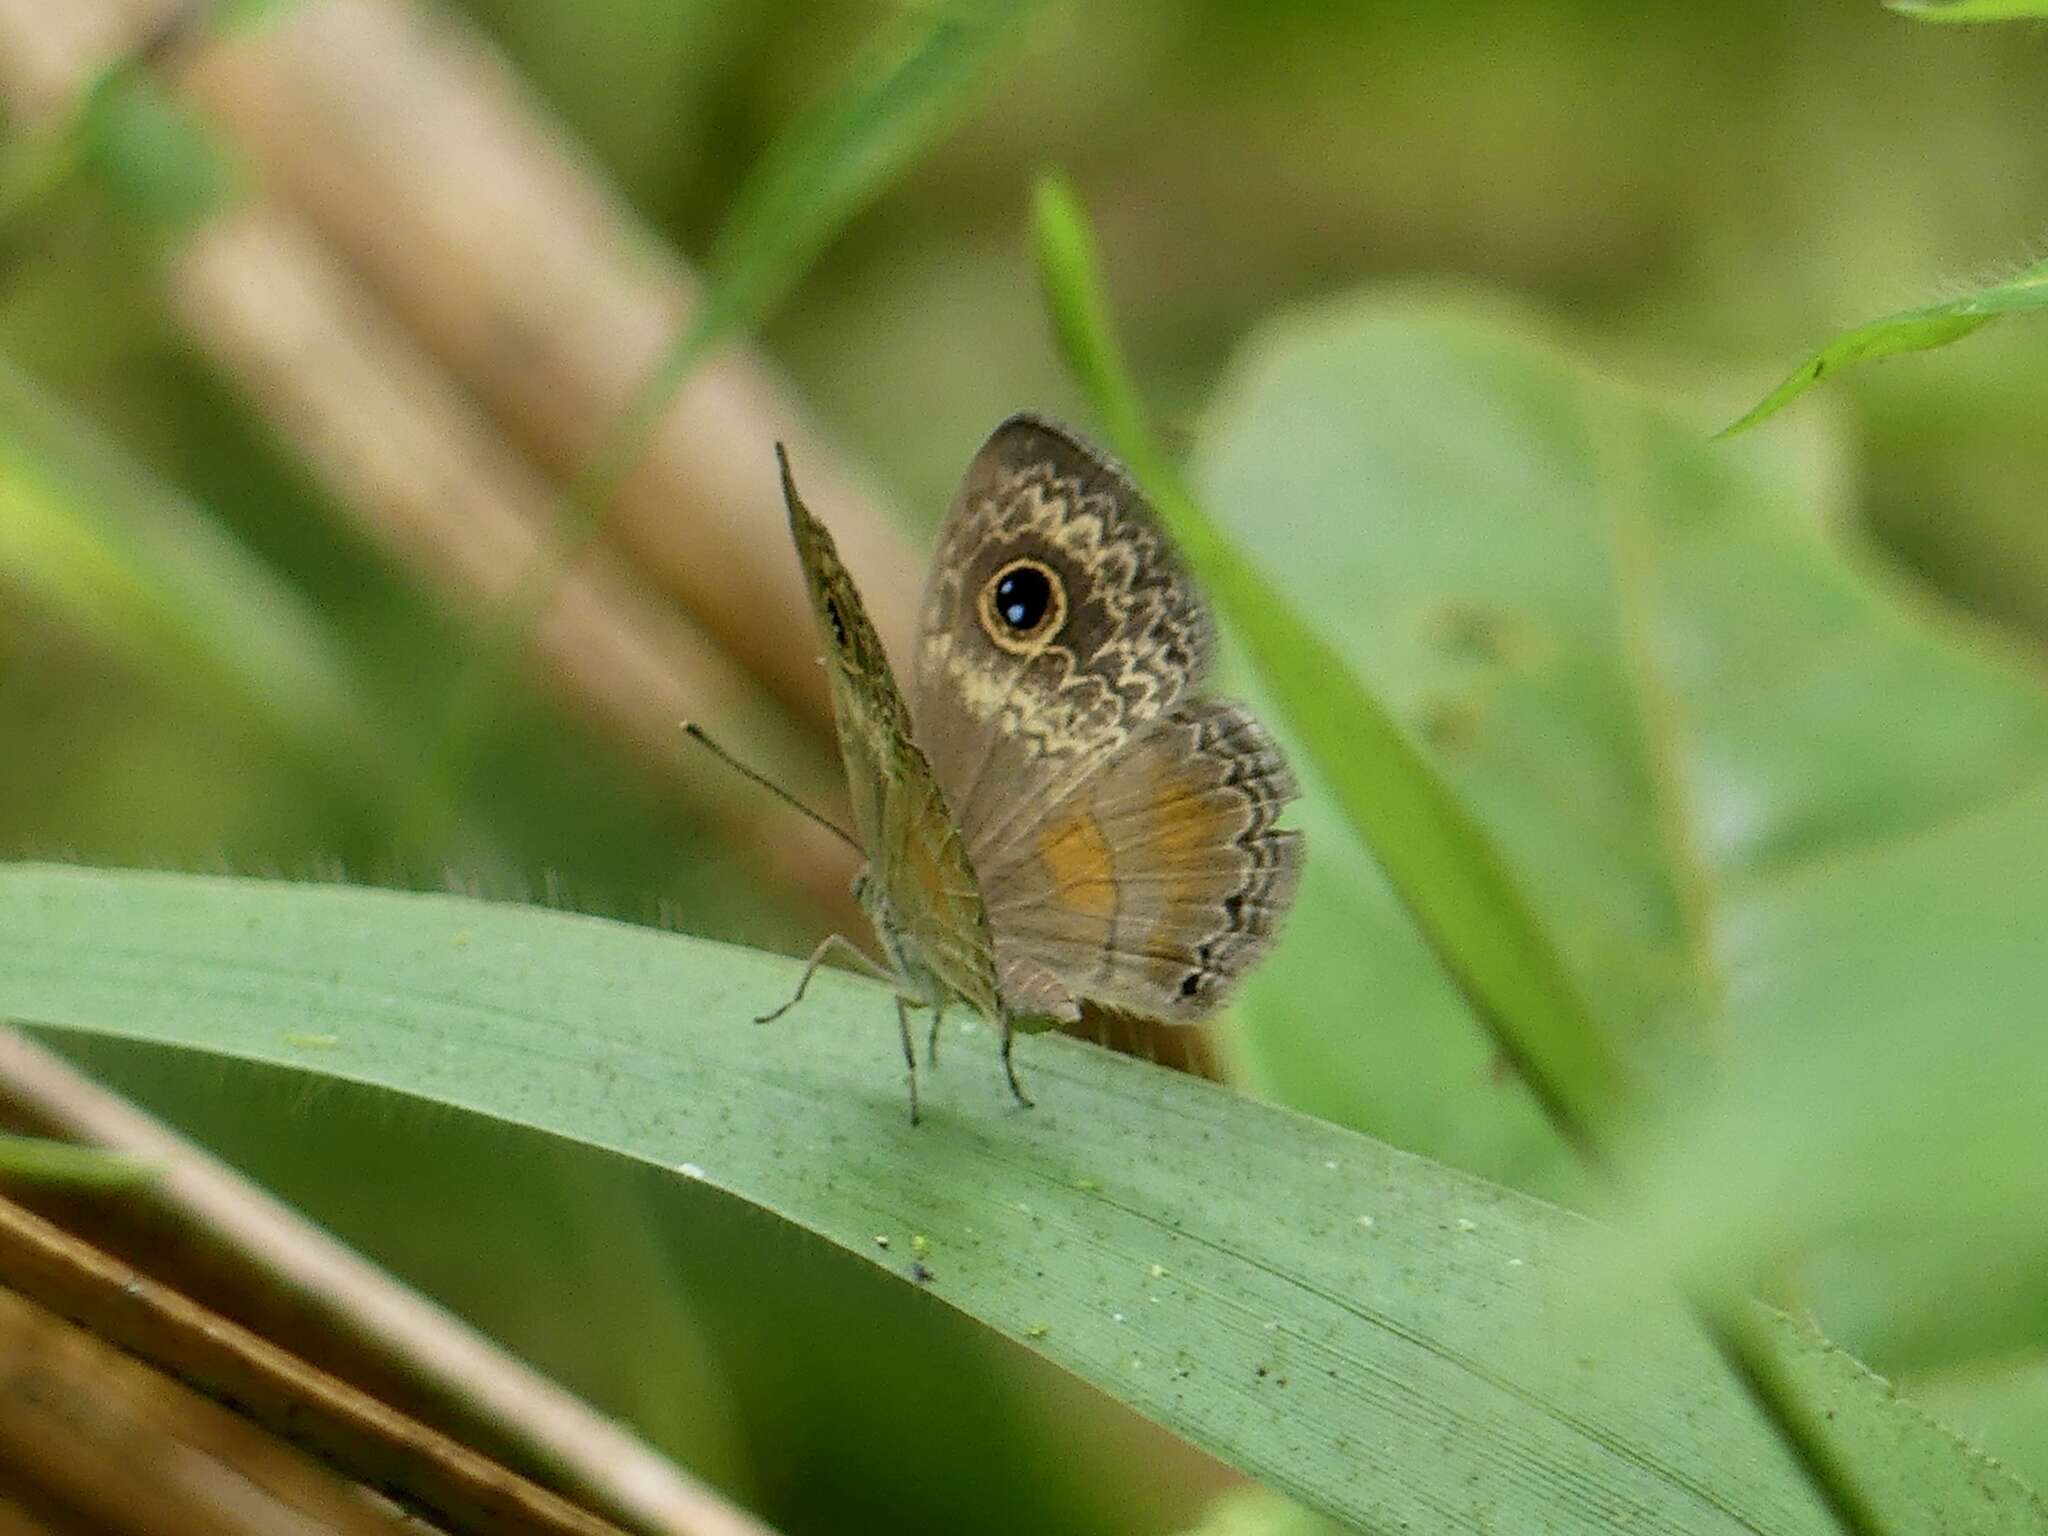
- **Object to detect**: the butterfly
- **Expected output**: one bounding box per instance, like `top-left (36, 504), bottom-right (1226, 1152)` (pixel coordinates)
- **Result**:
top-left (762, 414), bottom-right (1302, 1120)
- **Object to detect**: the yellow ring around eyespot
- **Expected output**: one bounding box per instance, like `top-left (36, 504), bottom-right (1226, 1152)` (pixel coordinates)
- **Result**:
top-left (977, 558), bottom-right (1067, 655)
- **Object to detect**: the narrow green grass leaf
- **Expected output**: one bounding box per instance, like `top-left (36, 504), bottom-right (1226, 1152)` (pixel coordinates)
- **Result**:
top-left (1030, 172), bottom-right (1633, 1153)
top-left (580, 0), bottom-right (1053, 508)
top-left (0, 1130), bottom-right (156, 1189)
top-left (1887, 0), bottom-right (2048, 19)
top-left (0, 361), bottom-right (397, 800)
top-left (415, 0), bottom-right (1051, 836)
top-left (1721, 257), bottom-right (2048, 435)
top-left (0, 865), bottom-right (2039, 1535)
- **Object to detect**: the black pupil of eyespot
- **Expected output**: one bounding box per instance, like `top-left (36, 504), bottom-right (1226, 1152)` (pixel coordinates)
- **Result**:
top-left (995, 566), bottom-right (1051, 631)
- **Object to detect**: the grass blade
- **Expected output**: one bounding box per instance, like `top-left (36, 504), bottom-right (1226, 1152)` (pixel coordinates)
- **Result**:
top-left (416, 0), bottom-right (1053, 828)
top-left (580, 0), bottom-right (1054, 507)
top-left (0, 864), bottom-right (2039, 1535)
top-left (1886, 0), bottom-right (2048, 18)
top-left (1720, 256), bottom-right (2048, 436)
top-left (1030, 171), bottom-right (1634, 1153)
top-left (0, 360), bottom-right (394, 800)
top-left (0, 1131), bottom-right (155, 1188)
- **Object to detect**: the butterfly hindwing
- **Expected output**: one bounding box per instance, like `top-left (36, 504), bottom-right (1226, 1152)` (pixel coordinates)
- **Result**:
top-left (976, 699), bottom-right (1302, 1021)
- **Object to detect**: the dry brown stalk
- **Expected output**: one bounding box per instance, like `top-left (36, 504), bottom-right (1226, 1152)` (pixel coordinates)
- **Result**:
top-left (0, 1029), bottom-right (782, 1536)
top-left (0, 1281), bottom-right (428, 1536)
top-left (173, 0), bottom-right (924, 724)
top-left (0, 0), bottom-right (868, 925)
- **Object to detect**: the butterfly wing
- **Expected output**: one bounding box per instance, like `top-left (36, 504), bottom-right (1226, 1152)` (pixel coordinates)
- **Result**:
top-left (780, 451), bottom-right (1001, 1020)
top-left (980, 697), bottom-right (1302, 1020)
top-left (911, 415), bottom-right (1299, 1022)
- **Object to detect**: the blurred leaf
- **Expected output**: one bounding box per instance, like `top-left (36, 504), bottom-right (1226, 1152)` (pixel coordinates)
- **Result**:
top-left (1172, 1488), bottom-right (1345, 1536)
top-left (428, 0), bottom-right (1053, 825)
top-left (1913, 1360), bottom-right (2048, 1495)
top-left (0, 1131), bottom-right (155, 1188)
top-left (1031, 173), bottom-right (1633, 1161)
top-left (1037, 188), bottom-right (1930, 1533)
top-left (78, 73), bottom-right (242, 237)
top-left (1721, 256), bottom-right (2048, 436)
top-left (1886, 0), bottom-right (2048, 18)
top-left (1, 864), bottom-right (2040, 1535)
top-left (586, 0), bottom-right (1055, 497)
top-left (0, 360), bottom-right (394, 794)
top-left (1191, 293), bottom-right (2048, 1375)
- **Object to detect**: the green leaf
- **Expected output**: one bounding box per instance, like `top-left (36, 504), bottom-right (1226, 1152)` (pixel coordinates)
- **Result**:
top-left (0, 1131), bottom-right (156, 1188)
top-left (0, 360), bottom-right (395, 796)
top-left (423, 0), bottom-right (1052, 820)
top-left (1189, 292), bottom-right (2048, 1378)
top-left (1172, 1488), bottom-right (1347, 1536)
top-left (1721, 256), bottom-right (2048, 435)
top-left (1, 864), bottom-right (2038, 1535)
top-left (1031, 174), bottom-right (1634, 1162)
top-left (1886, 0), bottom-right (2048, 19)
top-left (583, 0), bottom-right (1054, 501)
top-left (79, 72), bottom-right (243, 237)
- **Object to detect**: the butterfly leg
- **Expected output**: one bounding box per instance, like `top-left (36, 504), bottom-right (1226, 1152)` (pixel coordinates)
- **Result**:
top-left (756, 933), bottom-right (892, 1025)
top-left (1000, 1019), bottom-right (1034, 1110)
top-left (925, 1006), bottom-right (946, 1068)
top-left (895, 995), bottom-right (921, 1126)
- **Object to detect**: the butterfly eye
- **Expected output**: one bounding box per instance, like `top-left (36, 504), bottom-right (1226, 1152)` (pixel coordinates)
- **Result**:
top-left (978, 559), bottom-right (1066, 652)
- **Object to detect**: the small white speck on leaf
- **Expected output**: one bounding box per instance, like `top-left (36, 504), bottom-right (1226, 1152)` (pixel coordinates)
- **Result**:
top-left (1356, 1215), bottom-right (1376, 1230)
top-left (677, 1163), bottom-right (706, 1180)
top-left (1456, 1217), bottom-right (1478, 1232)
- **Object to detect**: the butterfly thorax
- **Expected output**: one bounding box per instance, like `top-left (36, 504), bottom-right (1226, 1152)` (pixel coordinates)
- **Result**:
top-left (852, 867), bottom-right (949, 1012)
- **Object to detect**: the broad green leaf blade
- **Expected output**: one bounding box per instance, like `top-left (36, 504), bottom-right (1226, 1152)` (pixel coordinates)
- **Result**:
top-left (1, 865), bottom-right (2039, 1535)
top-left (1191, 293), bottom-right (2048, 1376)
top-left (1721, 257), bottom-right (2048, 435)
top-left (1887, 0), bottom-right (2048, 18)
top-left (1030, 174), bottom-right (1634, 1159)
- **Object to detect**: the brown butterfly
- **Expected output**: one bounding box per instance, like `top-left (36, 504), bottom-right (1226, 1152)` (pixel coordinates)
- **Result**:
top-left (761, 414), bottom-right (1301, 1119)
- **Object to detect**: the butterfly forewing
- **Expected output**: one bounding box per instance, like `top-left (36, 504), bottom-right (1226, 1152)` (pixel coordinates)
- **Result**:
top-left (779, 455), bottom-right (1002, 1021)
top-left (914, 416), bottom-right (1215, 859)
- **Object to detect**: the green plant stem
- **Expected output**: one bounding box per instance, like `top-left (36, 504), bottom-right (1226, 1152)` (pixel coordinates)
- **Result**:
top-left (1700, 1300), bottom-right (1902, 1536)
top-left (1032, 172), bottom-right (1629, 1155)
top-left (394, 0), bottom-right (1052, 857)
top-left (0, 1131), bottom-right (157, 1188)
top-left (1029, 166), bottom-right (1895, 1536)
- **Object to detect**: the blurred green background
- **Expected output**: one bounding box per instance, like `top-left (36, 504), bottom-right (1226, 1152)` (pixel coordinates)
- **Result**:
top-left (4, 2), bottom-right (2047, 1533)
top-left (7, 0), bottom-right (2047, 901)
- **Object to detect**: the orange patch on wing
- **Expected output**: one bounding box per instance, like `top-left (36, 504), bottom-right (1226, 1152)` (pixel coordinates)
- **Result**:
top-left (1147, 774), bottom-right (1225, 866)
top-left (1036, 812), bottom-right (1117, 919)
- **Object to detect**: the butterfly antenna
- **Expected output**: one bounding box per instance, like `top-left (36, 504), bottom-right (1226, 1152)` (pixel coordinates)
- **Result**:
top-left (681, 723), bottom-right (863, 853)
